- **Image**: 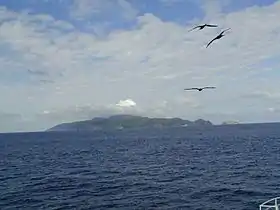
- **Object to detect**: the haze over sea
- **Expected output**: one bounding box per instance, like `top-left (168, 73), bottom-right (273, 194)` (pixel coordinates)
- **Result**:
top-left (1, 123), bottom-right (280, 210)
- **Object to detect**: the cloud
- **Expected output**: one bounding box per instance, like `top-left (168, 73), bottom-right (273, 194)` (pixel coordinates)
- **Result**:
top-left (116, 99), bottom-right (137, 107)
top-left (158, 0), bottom-right (184, 5)
top-left (1, 1), bottom-right (280, 131)
top-left (70, 0), bottom-right (108, 20)
top-left (241, 91), bottom-right (280, 101)
top-left (268, 107), bottom-right (276, 113)
top-left (198, 0), bottom-right (232, 19)
top-left (0, 112), bottom-right (28, 133)
top-left (69, 0), bottom-right (138, 21)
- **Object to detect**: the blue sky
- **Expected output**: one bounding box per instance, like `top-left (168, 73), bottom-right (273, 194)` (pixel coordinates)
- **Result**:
top-left (0, 0), bottom-right (280, 132)
top-left (0, 0), bottom-right (276, 32)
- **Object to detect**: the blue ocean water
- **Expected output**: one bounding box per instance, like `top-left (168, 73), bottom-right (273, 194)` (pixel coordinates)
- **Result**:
top-left (1, 123), bottom-right (280, 210)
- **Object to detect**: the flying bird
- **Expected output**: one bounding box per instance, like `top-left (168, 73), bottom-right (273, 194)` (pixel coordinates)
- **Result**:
top-left (206, 28), bottom-right (231, 48)
top-left (184, 87), bottom-right (216, 92)
top-left (189, 24), bottom-right (218, 32)
top-left (27, 69), bottom-right (47, 75)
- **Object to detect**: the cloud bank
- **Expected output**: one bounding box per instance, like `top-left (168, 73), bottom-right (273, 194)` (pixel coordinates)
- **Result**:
top-left (0, 0), bottom-right (280, 132)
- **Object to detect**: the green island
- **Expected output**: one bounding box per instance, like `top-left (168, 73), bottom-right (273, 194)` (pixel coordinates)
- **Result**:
top-left (46, 114), bottom-right (213, 132)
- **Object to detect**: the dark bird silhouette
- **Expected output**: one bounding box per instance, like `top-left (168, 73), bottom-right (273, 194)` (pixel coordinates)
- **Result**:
top-left (184, 87), bottom-right (216, 92)
top-left (189, 24), bottom-right (218, 32)
top-left (206, 28), bottom-right (231, 48)
top-left (27, 69), bottom-right (48, 76)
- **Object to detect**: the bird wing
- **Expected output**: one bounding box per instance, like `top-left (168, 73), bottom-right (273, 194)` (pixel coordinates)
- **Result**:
top-left (205, 24), bottom-right (218, 27)
top-left (206, 36), bottom-right (218, 48)
top-left (203, 86), bottom-right (216, 89)
top-left (221, 28), bottom-right (231, 34)
top-left (188, 25), bottom-right (200, 32)
top-left (184, 88), bottom-right (198, 90)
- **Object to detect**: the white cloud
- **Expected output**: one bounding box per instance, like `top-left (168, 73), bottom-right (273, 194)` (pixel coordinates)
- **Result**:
top-left (159, 0), bottom-right (232, 19)
top-left (199, 0), bottom-right (232, 19)
top-left (117, 0), bottom-right (138, 20)
top-left (69, 0), bottom-right (138, 21)
top-left (241, 91), bottom-right (280, 101)
top-left (268, 107), bottom-right (276, 112)
top-left (1, 1), bottom-right (280, 131)
top-left (70, 0), bottom-right (107, 19)
top-left (116, 99), bottom-right (137, 107)
top-left (158, 0), bottom-right (184, 5)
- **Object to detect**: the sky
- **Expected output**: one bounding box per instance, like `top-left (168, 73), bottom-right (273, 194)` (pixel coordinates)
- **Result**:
top-left (1, 0), bottom-right (280, 132)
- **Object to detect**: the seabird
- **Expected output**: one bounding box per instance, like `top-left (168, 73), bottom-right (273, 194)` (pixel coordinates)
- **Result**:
top-left (184, 87), bottom-right (216, 92)
top-left (189, 24), bottom-right (218, 32)
top-left (206, 28), bottom-right (231, 48)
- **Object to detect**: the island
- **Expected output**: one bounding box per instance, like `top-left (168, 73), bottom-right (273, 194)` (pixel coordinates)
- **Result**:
top-left (221, 120), bottom-right (240, 125)
top-left (46, 115), bottom-right (213, 132)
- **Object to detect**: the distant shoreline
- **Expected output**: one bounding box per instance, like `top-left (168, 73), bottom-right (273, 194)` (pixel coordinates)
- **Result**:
top-left (46, 114), bottom-right (214, 132)
top-left (1, 121), bottom-right (280, 134)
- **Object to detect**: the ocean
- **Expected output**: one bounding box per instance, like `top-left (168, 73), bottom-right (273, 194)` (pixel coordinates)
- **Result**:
top-left (1, 123), bottom-right (280, 210)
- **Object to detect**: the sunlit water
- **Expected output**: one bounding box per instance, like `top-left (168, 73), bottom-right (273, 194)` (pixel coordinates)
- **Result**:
top-left (1, 123), bottom-right (280, 209)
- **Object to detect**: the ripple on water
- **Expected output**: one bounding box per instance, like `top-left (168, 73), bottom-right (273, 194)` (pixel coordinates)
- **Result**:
top-left (1, 126), bottom-right (280, 209)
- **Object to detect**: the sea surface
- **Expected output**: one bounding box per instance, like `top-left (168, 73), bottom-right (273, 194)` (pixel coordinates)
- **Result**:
top-left (1, 123), bottom-right (280, 210)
